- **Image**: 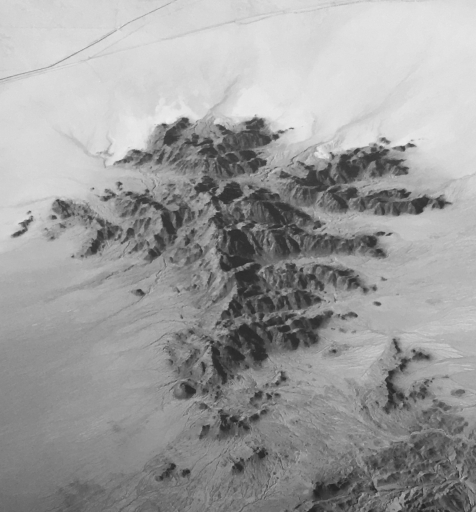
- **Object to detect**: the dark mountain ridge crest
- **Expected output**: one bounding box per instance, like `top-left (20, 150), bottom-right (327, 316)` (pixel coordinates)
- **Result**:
top-left (42, 116), bottom-right (449, 393)
top-left (115, 115), bottom-right (277, 178)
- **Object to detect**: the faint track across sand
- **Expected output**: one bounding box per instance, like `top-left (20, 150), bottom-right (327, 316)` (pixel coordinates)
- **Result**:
top-left (0, 0), bottom-right (431, 85)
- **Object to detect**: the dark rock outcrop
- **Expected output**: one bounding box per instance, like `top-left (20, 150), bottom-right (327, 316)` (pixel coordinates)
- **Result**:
top-left (43, 116), bottom-right (465, 512)
top-left (173, 380), bottom-right (197, 399)
top-left (305, 421), bottom-right (476, 512)
top-left (47, 119), bottom-right (447, 398)
top-left (11, 214), bottom-right (34, 238)
top-left (47, 190), bottom-right (193, 260)
top-left (349, 188), bottom-right (449, 215)
top-left (281, 144), bottom-right (410, 206)
top-left (279, 142), bottom-right (450, 216)
top-left (383, 339), bottom-right (432, 412)
top-left (116, 116), bottom-right (277, 178)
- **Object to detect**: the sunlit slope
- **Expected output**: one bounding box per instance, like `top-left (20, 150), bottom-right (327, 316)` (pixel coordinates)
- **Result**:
top-left (1, 0), bottom-right (475, 235)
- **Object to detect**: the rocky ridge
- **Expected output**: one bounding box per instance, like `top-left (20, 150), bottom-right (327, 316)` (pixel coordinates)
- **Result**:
top-left (40, 116), bottom-right (471, 512)
top-left (45, 117), bottom-right (397, 392)
top-left (11, 211), bottom-right (34, 238)
top-left (45, 117), bottom-right (449, 395)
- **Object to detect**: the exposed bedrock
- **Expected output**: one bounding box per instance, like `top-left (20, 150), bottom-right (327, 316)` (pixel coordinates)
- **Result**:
top-left (31, 115), bottom-right (468, 512)
top-left (259, 262), bottom-right (368, 293)
top-left (286, 179), bottom-right (449, 215)
top-left (45, 120), bottom-right (448, 266)
top-left (173, 380), bottom-right (197, 399)
top-left (43, 119), bottom-right (392, 394)
top-left (11, 212), bottom-right (34, 238)
top-left (215, 224), bottom-right (384, 263)
top-left (223, 288), bottom-right (322, 320)
top-left (51, 198), bottom-right (94, 220)
top-left (382, 338), bottom-right (433, 413)
top-left (297, 339), bottom-right (474, 512)
top-left (221, 261), bottom-right (369, 322)
top-left (115, 116), bottom-right (277, 178)
top-left (49, 199), bottom-right (123, 256)
top-left (279, 141), bottom-right (450, 215)
top-left (223, 309), bottom-right (333, 356)
top-left (168, 305), bottom-right (333, 391)
top-left (116, 191), bottom-right (193, 261)
top-left (224, 191), bottom-right (316, 227)
top-left (44, 117), bottom-right (451, 398)
top-left (47, 189), bottom-right (194, 260)
top-left (349, 188), bottom-right (449, 215)
top-left (280, 143), bottom-right (411, 205)
top-left (303, 422), bottom-right (476, 512)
